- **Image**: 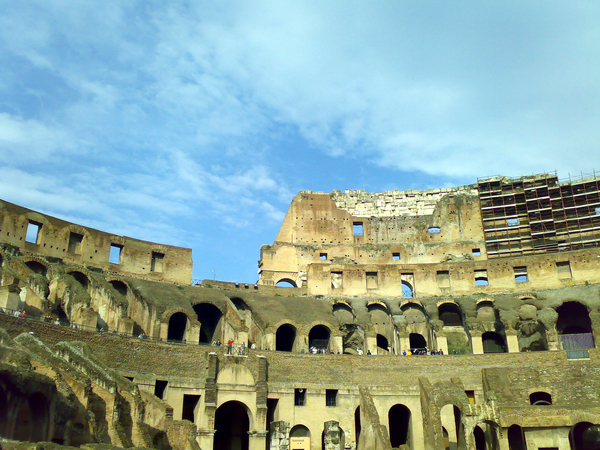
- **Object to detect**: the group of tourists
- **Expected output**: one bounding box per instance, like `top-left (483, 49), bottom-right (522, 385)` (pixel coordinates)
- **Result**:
top-left (402, 348), bottom-right (444, 355)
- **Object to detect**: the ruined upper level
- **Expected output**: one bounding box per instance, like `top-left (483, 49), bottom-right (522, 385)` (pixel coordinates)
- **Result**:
top-left (0, 199), bottom-right (192, 284)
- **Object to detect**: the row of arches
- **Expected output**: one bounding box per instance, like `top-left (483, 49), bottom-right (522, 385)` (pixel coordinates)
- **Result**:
top-left (507, 423), bottom-right (600, 450)
top-left (167, 303), bottom-right (224, 343)
top-left (276, 324), bottom-right (331, 352)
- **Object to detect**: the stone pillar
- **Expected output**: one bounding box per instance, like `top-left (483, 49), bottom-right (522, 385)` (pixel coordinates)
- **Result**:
top-left (543, 316), bottom-right (560, 351)
top-left (589, 312), bottom-right (600, 348)
top-left (159, 320), bottom-right (168, 340)
top-left (471, 331), bottom-right (484, 355)
top-left (196, 429), bottom-right (215, 450)
top-left (365, 335), bottom-right (376, 355)
top-left (505, 329), bottom-right (520, 353)
top-left (186, 320), bottom-right (200, 343)
top-left (324, 421), bottom-right (344, 450)
top-left (263, 332), bottom-right (275, 351)
top-left (436, 334), bottom-right (449, 355)
top-left (250, 430), bottom-right (269, 450)
top-left (399, 332), bottom-right (410, 354)
top-left (269, 421), bottom-right (290, 450)
top-left (237, 330), bottom-right (249, 346)
top-left (117, 317), bottom-right (134, 335)
top-left (331, 335), bottom-right (343, 354)
top-left (0, 285), bottom-right (20, 310)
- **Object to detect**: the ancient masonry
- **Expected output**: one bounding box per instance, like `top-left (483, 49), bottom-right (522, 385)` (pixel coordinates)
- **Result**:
top-left (1, 172), bottom-right (600, 450)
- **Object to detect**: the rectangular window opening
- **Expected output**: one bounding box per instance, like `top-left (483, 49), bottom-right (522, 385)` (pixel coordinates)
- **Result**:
top-left (68, 232), bottom-right (84, 254)
top-left (595, 207), bottom-right (600, 216)
top-left (437, 270), bottom-right (450, 288)
top-left (392, 252), bottom-right (400, 260)
top-left (556, 261), bottom-right (572, 279)
top-left (366, 272), bottom-right (378, 290)
top-left (507, 218), bottom-right (520, 227)
top-left (109, 244), bottom-right (123, 264)
top-left (475, 270), bottom-right (489, 286)
top-left (154, 380), bottom-right (168, 399)
top-left (353, 222), bottom-right (363, 236)
top-left (465, 390), bottom-right (476, 405)
top-left (320, 253), bottom-right (328, 261)
top-left (26, 221), bottom-right (42, 244)
top-left (294, 388), bottom-right (306, 406)
top-left (514, 266), bottom-right (528, 283)
top-left (182, 394), bottom-right (201, 422)
top-left (472, 248), bottom-right (481, 256)
top-left (326, 389), bottom-right (338, 407)
top-left (331, 271), bottom-right (343, 289)
top-left (267, 398), bottom-right (279, 424)
top-left (151, 251), bottom-right (165, 272)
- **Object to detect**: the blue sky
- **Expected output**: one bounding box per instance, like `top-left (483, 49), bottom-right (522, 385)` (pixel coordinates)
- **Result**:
top-left (1, 1), bottom-right (599, 283)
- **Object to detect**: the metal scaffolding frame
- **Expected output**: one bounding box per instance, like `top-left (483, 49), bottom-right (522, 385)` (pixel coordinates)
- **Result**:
top-left (477, 171), bottom-right (600, 258)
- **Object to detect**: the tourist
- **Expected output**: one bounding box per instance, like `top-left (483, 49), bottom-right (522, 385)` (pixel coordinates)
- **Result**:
top-left (227, 338), bottom-right (234, 354)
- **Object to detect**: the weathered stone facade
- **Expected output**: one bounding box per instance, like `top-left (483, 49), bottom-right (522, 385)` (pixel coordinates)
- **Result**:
top-left (1, 174), bottom-right (600, 450)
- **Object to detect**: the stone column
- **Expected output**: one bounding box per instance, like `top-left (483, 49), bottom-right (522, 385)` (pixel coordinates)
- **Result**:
top-left (269, 421), bottom-right (290, 450)
top-left (436, 334), bottom-right (449, 355)
top-left (323, 421), bottom-right (344, 450)
top-left (186, 320), bottom-right (200, 343)
top-left (250, 430), bottom-right (269, 450)
top-left (365, 335), bottom-right (377, 355)
top-left (471, 331), bottom-right (484, 355)
top-left (331, 335), bottom-right (344, 354)
top-left (589, 312), bottom-right (600, 348)
top-left (196, 429), bottom-right (215, 450)
top-left (263, 332), bottom-right (275, 351)
top-left (399, 332), bottom-right (410, 353)
top-left (505, 329), bottom-right (520, 353)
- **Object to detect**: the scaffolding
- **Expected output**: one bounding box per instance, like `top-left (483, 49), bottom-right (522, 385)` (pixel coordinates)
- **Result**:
top-left (477, 171), bottom-right (600, 258)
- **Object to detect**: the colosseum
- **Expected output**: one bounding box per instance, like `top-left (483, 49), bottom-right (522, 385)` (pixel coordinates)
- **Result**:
top-left (1, 172), bottom-right (600, 450)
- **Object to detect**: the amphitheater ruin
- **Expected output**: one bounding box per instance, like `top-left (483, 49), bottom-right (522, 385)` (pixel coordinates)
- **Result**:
top-left (1, 172), bottom-right (600, 450)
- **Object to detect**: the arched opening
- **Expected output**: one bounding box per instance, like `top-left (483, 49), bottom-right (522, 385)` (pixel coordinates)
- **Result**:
top-left (193, 303), bottom-right (223, 344)
top-left (529, 391), bottom-right (552, 405)
top-left (570, 422), bottom-right (600, 450)
top-left (401, 302), bottom-right (428, 325)
top-left (230, 297), bottom-right (251, 312)
top-left (29, 392), bottom-right (48, 442)
top-left (167, 312), bottom-right (187, 342)
top-left (440, 405), bottom-right (462, 450)
top-left (152, 431), bottom-right (169, 450)
top-left (402, 281), bottom-right (414, 298)
top-left (109, 280), bottom-right (128, 296)
top-left (276, 278), bottom-right (297, 287)
top-left (214, 401), bottom-right (250, 450)
top-left (276, 324), bottom-right (297, 352)
top-left (14, 401), bottom-right (33, 441)
top-left (26, 260), bottom-right (48, 276)
top-left (557, 302), bottom-right (593, 335)
top-left (377, 334), bottom-right (389, 352)
top-left (368, 303), bottom-right (390, 324)
top-left (508, 425), bottom-right (527, 450)
top-left (309, 325), bottom-right (331, 351)
top-left (389, 404), bottom-right (411, 448)
top-left (69, 271), bottom-right (89, 289)
top-left (355, 407), bottom-right (361, 446)
top-left (443, 427), bottom-right (450, 450)
top-left (56, 304), bottom-right (70, 326)
top-left (290, 424), bottom-right (310, 437)
top-left (474, 426), bottom-right (486, 450)
top-left (333, 303), bottom-right (354, 324)
top-left (476, 301), bottom-right (496, 321)
top-left (409, 333), bottom-right (427, 350)
top-left (482, 332), bottom-right (507, 353)
top-left (439, 303), bottom-right (463, 327)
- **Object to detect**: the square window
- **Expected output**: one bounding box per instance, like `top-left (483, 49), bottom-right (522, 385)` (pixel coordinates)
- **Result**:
top-left (320, 253), bottom-right (327, 261)
top-left (475, 270), bottom-right (489, 286)
top-left (26, 221), bottom-right (42, 244)
top-left (109, 244), bottom-right (123, 264)
top-left (366, 272), bottom-right (378, 290)
top-left (154, 380), bottom-right (168, 399)
top-left (556, 261), bottom-right (572, 279)
top-left (151, 252), bottom-right (165, 272)
top-left (507, 218), bottom-right (520, 227)
top-left (465, 390), bottom-right (476, 405)
top-left (392, 253), bottom-right (400, 260)
top-left (294, 388), bottom-right (306, 406)
top-left (595, 207), bottom-right (600, 216)
top-left (331, 272), bottom-right (343, 289)
top-left (182, 394), bottom-right (201, 422)
top-left (472, 248), bottom-right (481, 256)
top-left (514, 266), bottom-right (528, 283)
top-left (326, 389), bottom-right (338, 407)
top-left (353, 222), bottom-right (363, 236)
top-left (437, 270), bottom-right (450, 288)
top-left (68, 232), bottom-right (84, 254)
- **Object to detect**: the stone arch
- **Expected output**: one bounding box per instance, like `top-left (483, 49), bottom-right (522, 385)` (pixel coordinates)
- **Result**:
top-left (508, 424), bottom-right (527, 450)
top-left (482, 332), bottom-right (507, 353)
top-left (108, 279), bottom-right (128, 296)
top-left (410, 333), bottom-right (427, 349)
top-left (402, 280), bottom-right (414, 298)
top-left (230, 297), bottom-right (251, 312)
top-left (570, 422), bottom-right (600, 450)
top-left (368, 302), bottom-right (390, 324)
top-left (308, 324), bottom-right (331, 350)
top-left (529, 391), bottom-right (552, 405)
top-left (276, 323), bottom-right (297, 352)
top-left (333, 302), bottom-right (354, 324)
top-left (377, 334), bottom-right (389, 352)
top-left (167, 312), bottom-right (188, 342)
top-left (192, 302), bottom-right (224, 344)
top-left (556, 301), bottom-right (593, 335)
top-left (24, 259), bottom-right (50, 277)
top-left (474, 425), bottom-right (486, 450)
top-left (214, 400), bottom-right (251, 450)
top-left (439, 302), bottom-right (463, 327)
top-left (276, 278), bottom-right (297, 287)
top-left (401, 302), bottom-right (428, 324)
top-left (290, 424), bottom-right (311, 438)
top-left (389, 404), bottom-right (412, 448)
top-left (440, 404), bottom-right (463, 450)
top-left (57, 224), bottom-right (92, 253)
top-left (66, 270), bottom-right (90, 289)
top-left (476, 300), bottom-right (497, 322)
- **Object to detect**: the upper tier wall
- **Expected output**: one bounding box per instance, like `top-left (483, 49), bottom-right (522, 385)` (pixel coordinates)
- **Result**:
top-left (0, 198), bottom-right (192, 284)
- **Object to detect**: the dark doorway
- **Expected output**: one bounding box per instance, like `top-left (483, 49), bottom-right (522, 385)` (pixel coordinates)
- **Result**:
top-left (556, 302), bottom-right (593, 335)
top-left (193, 303), bottom-right (223, 344)
top-left (474, 426), bottom-right (486, 450)
top-left (276, 324), bottom-right (296, 352)
top-left (439, 303), bottom-right (463, 327)
top-left (570, 422), bottom-right (600, 450)
top-left (508, 425), bottom-right (527, 450)
top-left (355, 407), bottom-right (361, 446)
top-left (389, 404), bottom-right (411, 447)
top-left (167, 313), bottom-right (187, 342)
top-left (482, 332), bottom-right (507, 353)
top-left (309, 325), bottom-right (331, 350)
top-left (182, 394), bottom-right (200, 422)
top-left (409, 333), bottom-right (427, 350)
top-left (377, 334), bottom-right (389, 352)
top-left (214, 401), bottom-right (250, 450)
